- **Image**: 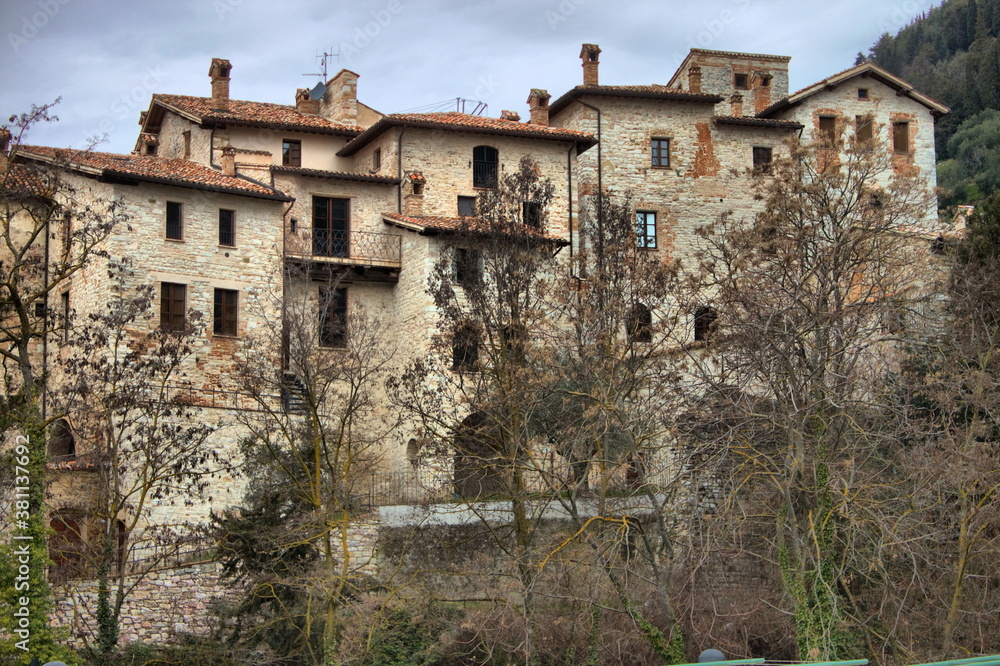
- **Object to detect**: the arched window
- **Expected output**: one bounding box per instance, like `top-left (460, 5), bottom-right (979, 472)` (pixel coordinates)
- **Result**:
top-left (48, 418), bottom-right (75, 460)
top-left (627, 304), bottom-right (652, 343)
top-left (694, 306), bottom-right (718, 342)
top-left (473, 145), bottom-right (498, 188)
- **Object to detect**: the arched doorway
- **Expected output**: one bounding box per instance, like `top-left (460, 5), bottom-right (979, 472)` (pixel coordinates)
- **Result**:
top-left (453, 412), bottom-right (505, 500)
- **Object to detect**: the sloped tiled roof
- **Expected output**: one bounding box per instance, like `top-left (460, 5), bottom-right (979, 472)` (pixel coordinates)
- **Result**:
top-left (18, 146), bottom-right (292, 201)
top-left (714, 116), bottom-right (803, 130)
top-left (382, 212), bottom-right (569, 244)
top-left (549, 84), bottom-right (724, 116)
top-left (152, 94), bottom-right (365, 135)
top-left (756, 62), bottom-right (949, 118)
top-left (340, 112), bottom-right (596, 156)
top-left (2, 163), bottom-right (51, 197)
top-left (271, 165), bottom-right (400, 184)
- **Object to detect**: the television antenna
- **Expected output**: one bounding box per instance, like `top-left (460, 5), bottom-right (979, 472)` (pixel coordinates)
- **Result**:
top-left (302, 49), bottom-right (339, 100)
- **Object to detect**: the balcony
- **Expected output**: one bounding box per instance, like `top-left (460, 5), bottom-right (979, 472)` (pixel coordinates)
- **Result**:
top-left (284, 228), bottom-right (402, 281)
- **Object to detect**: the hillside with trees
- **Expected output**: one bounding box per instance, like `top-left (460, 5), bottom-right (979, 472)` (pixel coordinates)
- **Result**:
top-left (860, 0), bottom-right (1000, 205)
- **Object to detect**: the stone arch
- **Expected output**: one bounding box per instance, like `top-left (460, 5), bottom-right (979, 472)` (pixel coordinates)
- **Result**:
top-left (48, 418), bottom-right (75, 460)
top-left (453, 412), bottom-right (504, 500)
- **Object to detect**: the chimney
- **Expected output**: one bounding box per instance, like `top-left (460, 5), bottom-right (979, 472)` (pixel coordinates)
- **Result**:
top-left (209, 58), bottom-right (232, 112)
top-left (688, 66), bottom-right (702, 94)
top-left (320, 69), bottom-right (359, 125)
top-left (526, 89), bottom-right (551, 126)
top-left (729, 93), bottom-right (744, 117)
top-left (221, 144), bottom-right (236, 176)
top-left (295, 88), bottom-right (320, 115)
top-left (500, 110), bottom-right (521, 121)
top-left (580, 44), bottom-right (601, 86)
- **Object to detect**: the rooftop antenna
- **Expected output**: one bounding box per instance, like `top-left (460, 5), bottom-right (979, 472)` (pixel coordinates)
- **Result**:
top-left (302, 49), bottom-right (339, 99)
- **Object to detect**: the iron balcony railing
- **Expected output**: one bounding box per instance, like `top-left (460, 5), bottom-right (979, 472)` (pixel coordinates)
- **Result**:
top-left (285, 229), bottom-right (402, 267)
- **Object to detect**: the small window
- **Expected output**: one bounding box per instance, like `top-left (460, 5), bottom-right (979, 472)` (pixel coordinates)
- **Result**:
top-left (858, 88), bottom-right (869, 99)
top-left (61, 291), bottom-right (70, 343)
top-left (893, 121), bottom-right (909, 153)
top-left (856, 116), bottom-right (874, 144)
top-left (458, 196), bottom-right (477, 217)
top-left (219, 209), bottom-right (235, 246)
top-left (213, 288), bottom-right (238, 336)
top-left (146, 144), bottom-right (157, 156)
top-left (160, 282), bottom-right (187, 332)
top-left (636, 211), bottom-right (656, 249)
top-left (166, 201), bottom-right (183, 240)
top-left (454, 247), bottom-right (482, 287)
top-left (282, 139), bottom-right (302, 167)
top-left (819, 116), bottom-right (836, 143)
top-left (373, 148), bottom-right (382, 171)
top-left (627, 304), bottom-right (652, 343)
top-left (48, 419), bottom-right (75, 460)
top-left (651, 138), bottom-right (670, 167)
top-left (473, 145), bottom-right (498, 188)
top-left (734, 73), bottom-right (749, 89)
top-left (522, 201), bottom-right (542, 228)
top-left (752, 146), bottom-right (773, 173)
top-left (694, 306), bottom-right (718, 342)
top-left (183, 131), bottom-right (191, 159)
top-left (760, 76), bottom-right (771, 87)
top-left (290, 217), bottom-right (298, 233)
top-left (319, 287), bottom-right (348, 348)
top-left (452, 323), bottom-right (480, 371)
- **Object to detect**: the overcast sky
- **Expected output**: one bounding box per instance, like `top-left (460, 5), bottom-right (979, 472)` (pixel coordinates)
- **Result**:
top-left (1, 0), bottom-right (940, 154)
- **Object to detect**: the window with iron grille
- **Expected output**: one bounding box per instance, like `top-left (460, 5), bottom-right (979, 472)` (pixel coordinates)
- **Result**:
top-left (312, 196), bottom-right (350, 257)
top-left (160, 282), bottom-right (186, 331)
top-left (319, 287), bottom-right (348, 348)
top-left (282, 139), bottom-right (301, 167)
top-left (213, 288), bottom-right (238, 336)
top-left (473, 145), bottom-right (498, 188)
top-left (651, 138), bottom-right (670, 167)
top-left (166, 201), bottom-right (182, 240)
top-left (219, 209), bottom-right (235, 246)
top-left (636, 211), bottom-right (656, 249)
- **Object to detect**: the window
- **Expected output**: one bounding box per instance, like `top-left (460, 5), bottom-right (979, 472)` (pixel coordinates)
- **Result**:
top-left (372, 148), bottom-right (381, 171)
top-left (856, 116), bottom-right (874, 144)
top-left (182, 130), bottom-right (191, 159)
top-left (858, 88), bottom-right (869, 99)
top-left (893, 121), bottom-right (909, 153)
top-left (694, 306), bottom-right (718, 342)
top-left (734, 73), bottom-right (749, 89)
top-left (636, 211), bottom-right (656, 249)
top-left (160, 282), bottom-right (186, 331)
top-left (48, 418), bottom-right (75, 460)
top-left (454, 247), bottom-right (482, 287)
top-left (522, 201), bottom-right (542, 228)
top-left (457, 195), bottom-right (477, 217)
top-left (219, 209), bottom-right (235, 246)
top-left (627, 304), bottom-right (652, 343)
top-left (213, 288), bottom-right (238, 336)
top-left (313, 196), bottom-right (349, 257)
top-left (319, 287), bottom-right (348, 348)
top-left (651, 138), bottom-right (670, 167)
top-left (282, 139), bottom-right (302, 167)
top-left (61, 291), bottom-right (70, 342)
top-left (752, 146), bottom-right (773, 173)
top-left (166, 201), bottom-right (182, 240)
top-left (472, 145), bottom-right (498, 188)
top-left (452, 323), bottom-right (480, 370)
top-left (819, 116), bottom-right (836, 143)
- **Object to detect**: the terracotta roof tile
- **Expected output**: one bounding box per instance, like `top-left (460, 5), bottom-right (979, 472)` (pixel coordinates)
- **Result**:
top-left (153, 94), bottom-right (365, 135)
top-left (549, 84), bottom-right (723, 116)
top-left (2, 163), bottom-right (50, 197)
top-left (18, 145), bottom-right (292, 201)
top-left (271, 165), bottom-right (400, 184)
top-left (340, 112), bottom-right (596, 156)
top-left (383, 212), bottom-right (568, 244)
top-left (714, 116), bottom-right (803, 129)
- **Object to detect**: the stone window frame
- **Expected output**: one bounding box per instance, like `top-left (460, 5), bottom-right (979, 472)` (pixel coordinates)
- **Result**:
top-left (160, 282), bottom-right (187, 332)
top-left (472, 145), bottom-right (499, 189)
top-left (636, 210), bottom-right (657, 249)
top-left (893, 121), bottom-right (911, 154)
top-left (218, 209), bottom-right (236, 247)
top-left (818, 115), bottom-right (837, 144)
top-left (165, 201), bottom-right (183, 241)
top-left (734, 72), bottom-right (750, 90)
top-left (650, 138), bottom-right (670, 168)
top-left (857, 88), bottom-right (870, 100)
top-left (213, 288), bottom-right (239, 337)
top-left (282, 138), bottom-right (302, 167)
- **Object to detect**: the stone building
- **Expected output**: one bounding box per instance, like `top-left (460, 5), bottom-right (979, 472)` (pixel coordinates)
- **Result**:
top-left (2, 44), bottom-right (948, 646)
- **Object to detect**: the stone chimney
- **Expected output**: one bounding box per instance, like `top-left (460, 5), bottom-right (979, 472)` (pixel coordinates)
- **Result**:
top-left (729, 94), bottom-right (744, 117)
top-left (500, 110), bottom-right (521, 122)
top-left (753, 73), bottom-right (773, 115)
top-left (320, 69), bottom-right (359, 125)
top-left (220, 144), bottom-right (236, 176)
top-left (580, 44), bottom-right (601, 86)
top-left (688, 66), bottom-right (702, 94)
top-left (295, 88), bottom-right (320, 115)
top-left (404, 172), bottom-right (426, 216)
top-left (526, 89), bottom-right (551, 126)
top-left (209, 58), bottom-right (232, 112)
